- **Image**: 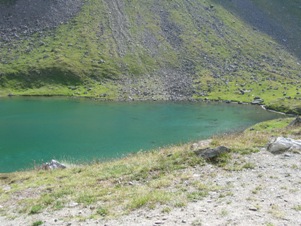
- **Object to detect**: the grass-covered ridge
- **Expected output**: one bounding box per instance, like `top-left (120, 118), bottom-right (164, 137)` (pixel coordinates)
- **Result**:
top-left (0, 0), bottom-right (301, 112)
top-left (0, 117), bottom-right (299, 221)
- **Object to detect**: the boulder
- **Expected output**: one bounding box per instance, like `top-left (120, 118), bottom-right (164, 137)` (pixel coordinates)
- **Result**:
top-left (288, 116), bottom-right (301, 127)
top-left (267, 137), bottom-right (301, 154)
top-left (194, 146), bottom-right (230, 159)
top-left (41, 159), bottom-right (66, 170)
top-left (190, 139), bottom-right (212, 150)
top-left (251, 97), bottom-right (264, 105)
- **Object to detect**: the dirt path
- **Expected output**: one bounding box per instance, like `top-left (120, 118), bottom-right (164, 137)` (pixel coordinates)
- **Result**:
top-left (1, 149), bottom-right (300, 226)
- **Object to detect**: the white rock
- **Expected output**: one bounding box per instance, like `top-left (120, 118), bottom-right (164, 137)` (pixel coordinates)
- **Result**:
top-left (67, 202), bottom-right (79, 208)
top-left (267, 137), bottom-right (301, 154)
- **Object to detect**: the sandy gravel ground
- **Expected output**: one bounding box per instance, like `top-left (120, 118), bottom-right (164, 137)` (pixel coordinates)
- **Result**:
top-left (1, 150), bottom-right (301, 226)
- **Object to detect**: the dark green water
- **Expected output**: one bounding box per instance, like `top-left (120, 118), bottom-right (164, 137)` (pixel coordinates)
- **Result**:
top-left (0, 98), bottom-right (281, 172)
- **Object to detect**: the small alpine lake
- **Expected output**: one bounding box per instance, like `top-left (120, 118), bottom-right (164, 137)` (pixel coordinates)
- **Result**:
top-left (0, 97), bottom-right (282, 172)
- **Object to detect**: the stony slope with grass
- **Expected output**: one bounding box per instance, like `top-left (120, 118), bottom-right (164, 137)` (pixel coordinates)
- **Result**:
top-left (0, 0), bottom-right (301, 113)
top-left (1, 2), bottom-right (301, 224)
top-left (1, 118), bottom-right (301, 225)
top-left (215, 0), bottom-right (301, 59)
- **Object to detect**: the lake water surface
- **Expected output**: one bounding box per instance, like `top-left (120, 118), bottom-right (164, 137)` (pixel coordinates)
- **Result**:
top-left (0, 98), bottom-right (281, 172)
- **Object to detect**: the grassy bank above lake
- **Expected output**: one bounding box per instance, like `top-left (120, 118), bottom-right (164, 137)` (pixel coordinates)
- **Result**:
top-left (1, 117), bottom-right (300, 225)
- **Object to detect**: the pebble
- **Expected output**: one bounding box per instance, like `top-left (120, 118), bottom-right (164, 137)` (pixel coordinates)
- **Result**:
top-left (248, 207), bottom-right (258, 211)
top-left (3, 185), bottom-right (11, 191)
top-left (68, 202), bottom-right (79, 208)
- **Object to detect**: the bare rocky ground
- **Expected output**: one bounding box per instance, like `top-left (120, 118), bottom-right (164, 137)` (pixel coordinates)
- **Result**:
top-left (0, 0), bottom-right (83, 42)
top-left (1, 149), bottom-right (300, 226)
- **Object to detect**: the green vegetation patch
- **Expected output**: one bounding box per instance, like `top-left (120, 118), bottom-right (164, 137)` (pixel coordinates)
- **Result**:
top-left (0, 144), bottom-right (208, 218)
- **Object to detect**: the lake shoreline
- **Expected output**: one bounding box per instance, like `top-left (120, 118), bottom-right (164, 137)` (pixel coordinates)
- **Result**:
top-left (0, 99), bottom-right (282, 173)
top-left (2, 93), bottom-right (297, 117)
top-left (1, 118), bottom-right (301, 226)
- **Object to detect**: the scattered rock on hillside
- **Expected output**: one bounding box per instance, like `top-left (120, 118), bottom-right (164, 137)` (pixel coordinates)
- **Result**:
top-left (251, 97), bottom-right (264, 105)
top-left (0, 0), bottom-right (83, 40)
top-left (288, 116), bottom-right (301, 127)
top-left (190, 139), bottom-right (212, 150)
top-left (40, 159), bottom-right (66, 170)
top-left (194, 146), bottom-right (230, 159)
top-left (267, 137), bottom-right (301, 154)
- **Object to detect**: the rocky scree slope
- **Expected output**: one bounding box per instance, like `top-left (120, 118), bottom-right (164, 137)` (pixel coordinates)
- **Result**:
top-left (0, 0), bottom-right (83, 40)
top-left (0, 0), bottom-right (301, 112)
top-left (215, 0), bottom-right (301, 59)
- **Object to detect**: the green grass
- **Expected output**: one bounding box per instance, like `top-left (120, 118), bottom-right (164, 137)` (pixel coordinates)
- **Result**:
top-left (96, 207), bottom-right (109, 217)
top-left (0, 143), bottom-right (207, 218)
top-left (29, 205), bottom-right (43, 215)
top-left (32, 221), bottom-right (43, 226)
top-left (187, 190), bottom-right (209, 201)
top-left (293, 205), bottom-right (301, 211)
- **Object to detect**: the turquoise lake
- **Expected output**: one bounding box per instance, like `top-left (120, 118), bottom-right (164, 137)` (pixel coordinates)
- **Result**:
top-left (0, 98), bottom-right (281, 172)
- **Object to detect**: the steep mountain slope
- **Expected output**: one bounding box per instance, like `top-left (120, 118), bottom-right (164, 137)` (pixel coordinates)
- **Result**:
top-left (215, 0), bottom-right (301, 59)
top-left (0, 0), bottom-right (300, 112)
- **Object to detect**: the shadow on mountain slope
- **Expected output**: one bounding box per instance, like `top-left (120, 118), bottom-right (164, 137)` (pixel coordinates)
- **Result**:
top-left (213, 0), bottom-right (301, 59)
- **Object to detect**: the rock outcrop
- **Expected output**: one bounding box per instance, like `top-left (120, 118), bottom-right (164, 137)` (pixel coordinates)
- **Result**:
top-left (288, 116), bottom-right (301, 127)
top-left (194, 146), bottom-right (230, 159)
top-left (41, 159), bottom-right (66, 170)
top-left (190, 139), bottom-right (212, 150)
top-left (267, 137), bottom-right (301, 154)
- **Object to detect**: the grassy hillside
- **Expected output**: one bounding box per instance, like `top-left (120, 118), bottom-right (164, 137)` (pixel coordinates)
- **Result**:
top-left (0, 0), bottom-right (301, 112)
